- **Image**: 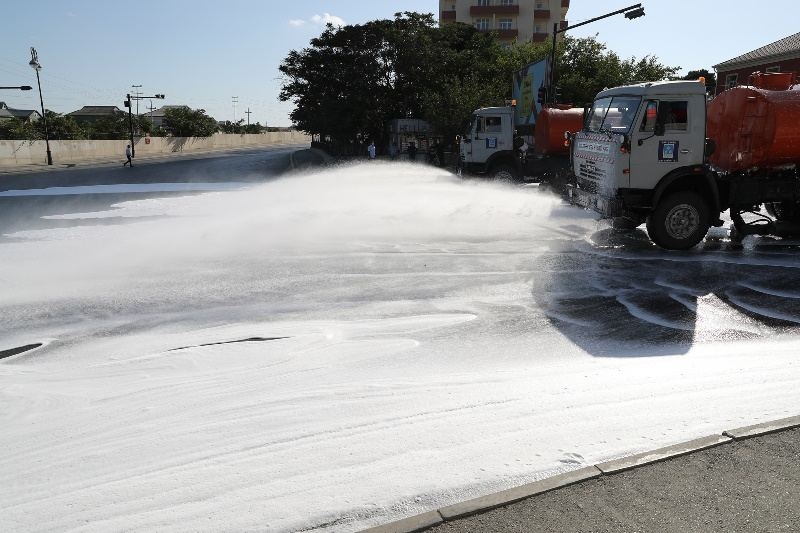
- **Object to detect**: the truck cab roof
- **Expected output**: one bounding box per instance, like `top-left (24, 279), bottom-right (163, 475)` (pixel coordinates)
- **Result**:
top-left (596, 80), bottom-right (706, 99)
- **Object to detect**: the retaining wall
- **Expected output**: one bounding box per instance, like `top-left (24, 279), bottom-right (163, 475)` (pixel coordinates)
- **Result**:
top-left (0, 131), bottom-right (310, 167)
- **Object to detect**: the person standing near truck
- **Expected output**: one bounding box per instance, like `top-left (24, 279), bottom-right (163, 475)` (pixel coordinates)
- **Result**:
top-left (407, 142), bottom-right (417, 161)
top-left (367, 141), bottom-right (376, 160)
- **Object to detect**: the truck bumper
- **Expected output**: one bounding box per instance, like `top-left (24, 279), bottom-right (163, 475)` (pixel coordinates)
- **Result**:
top-left (566, 184), bottom-right (624, 218)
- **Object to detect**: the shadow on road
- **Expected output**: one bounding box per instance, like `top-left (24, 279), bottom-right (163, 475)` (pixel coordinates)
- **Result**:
top-left (531, 227), bottom-right (800, 357)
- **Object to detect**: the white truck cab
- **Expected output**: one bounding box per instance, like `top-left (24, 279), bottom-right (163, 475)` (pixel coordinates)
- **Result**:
top-left (459, 106), bottom-right (520, 181)
top-left (568, 80), bottom-right (716, 249)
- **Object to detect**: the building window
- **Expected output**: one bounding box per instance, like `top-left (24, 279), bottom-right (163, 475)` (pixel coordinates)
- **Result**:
top-left (475, 0), bottom-right (490, 6)
top-left (725, 73), bottom-right (738, 90)
top-left (499, 18), bottom-right (513, 29)
top-left (535, 1), bottom-right (547, 8)
top-left (474, 18), bottom-right (489, 30)
top-left (766, 66), bottom-right (781, 73)
top-left (534, 23), bottom-right (545, 33)
top-left (499, 0), bottom-right (515, 5)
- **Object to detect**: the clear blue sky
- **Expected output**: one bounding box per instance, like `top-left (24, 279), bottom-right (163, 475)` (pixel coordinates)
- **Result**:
top-left (1, 1), bottom-right (797, 127)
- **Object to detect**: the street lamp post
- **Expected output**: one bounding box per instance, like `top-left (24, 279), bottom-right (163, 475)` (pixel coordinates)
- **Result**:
top-left (124, 92), bottom-right (165, 158)
top-left (28, 47), bottom-right (53, 165)
top-left (548, 4), bottom-right (645, 105)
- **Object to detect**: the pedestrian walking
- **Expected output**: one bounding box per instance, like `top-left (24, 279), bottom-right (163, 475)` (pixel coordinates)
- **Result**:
top-left (368, 141), bottom-right (376, 160)
top-left (407, 141), bottom-right (417, 161)
top-left (123, 144), bottom-right (133, 167)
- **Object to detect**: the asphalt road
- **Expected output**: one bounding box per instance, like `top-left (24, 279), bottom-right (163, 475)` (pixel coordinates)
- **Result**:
top-left (421, 426), bottom-right (800, 533)
top-left (0, 146), bottom-right (298, 238)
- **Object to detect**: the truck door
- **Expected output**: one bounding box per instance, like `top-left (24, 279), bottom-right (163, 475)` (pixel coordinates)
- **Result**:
top-left (629, 98), bottom-right (701, 190)
top-left (470, 113), bottom-right (505, 166)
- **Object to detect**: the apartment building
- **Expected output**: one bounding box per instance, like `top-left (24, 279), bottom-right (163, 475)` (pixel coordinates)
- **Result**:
top-left (439, 0), bottom-right (570, 45)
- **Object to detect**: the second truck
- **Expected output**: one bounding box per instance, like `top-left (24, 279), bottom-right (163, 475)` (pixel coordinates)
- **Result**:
top-left (458, 104), bottom-right (584, 186)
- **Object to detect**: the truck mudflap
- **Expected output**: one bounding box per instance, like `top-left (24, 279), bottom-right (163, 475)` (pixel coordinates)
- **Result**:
top-left (566, 184), bottom-right (624, 218)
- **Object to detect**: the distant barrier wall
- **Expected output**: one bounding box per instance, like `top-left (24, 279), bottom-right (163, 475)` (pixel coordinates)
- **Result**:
top-left (0, 131), bottom-right (310, 167)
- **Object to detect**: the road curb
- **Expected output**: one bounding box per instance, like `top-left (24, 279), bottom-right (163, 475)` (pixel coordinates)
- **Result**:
top-left (360, 511), bottom-right (443, 533)
top-left (595, 434), bottom-right (731, 475)
top-left (359, 417), bottom-right (800, 533)
top-left (723, 414), bottom-right (800, 440)
top-left (438, 465), bottom-right (601, 521)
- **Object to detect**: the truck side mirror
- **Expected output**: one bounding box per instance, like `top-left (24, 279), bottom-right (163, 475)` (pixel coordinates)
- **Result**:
top-left (654, 122), bottom-right (665, 136)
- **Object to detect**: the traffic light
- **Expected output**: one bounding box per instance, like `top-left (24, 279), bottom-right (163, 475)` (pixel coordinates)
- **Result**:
top-left (155, 94), bottom-right (165, 99)
top-left (537, 86), bottom-right (547, 104)
top-left (124, 99), bottom-right (130, 108)
top-left (625, 7), bottom-right (645, 19)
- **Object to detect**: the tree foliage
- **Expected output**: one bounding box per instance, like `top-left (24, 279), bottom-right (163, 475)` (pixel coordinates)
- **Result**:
top-left (0, 111), bottom-right (154, 140)
top-left (278, 15), bottom-right (680, 148)
top-left (163, 106), bottom-right (218, 137)
top-left (553, 36), bottom-right (680, 105)
top-left (683, 69), bottom-right (717, 94)
top-left (279, 13), bottom-right (509, 147)
top-left (218, 119), bottom-right (265, 134)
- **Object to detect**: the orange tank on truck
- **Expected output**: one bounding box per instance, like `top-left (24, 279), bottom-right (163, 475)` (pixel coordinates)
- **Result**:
top-left (706, 72), bottom-right (800, 172)
top-left (533, 106), bottom-right (585, 157)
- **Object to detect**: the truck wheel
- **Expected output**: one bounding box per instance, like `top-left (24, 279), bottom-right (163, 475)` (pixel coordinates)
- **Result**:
top-left (491, 165), bottom-right (516, 182)
top-left (646, 191), bottom-right (710, 250)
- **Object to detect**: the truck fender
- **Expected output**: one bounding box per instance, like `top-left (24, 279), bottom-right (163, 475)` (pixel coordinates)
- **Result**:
top-left (652, 167), bottom-right (720, 216)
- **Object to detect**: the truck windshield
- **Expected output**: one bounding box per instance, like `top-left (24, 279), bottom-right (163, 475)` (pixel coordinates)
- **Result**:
top-left (585, 96), bottom-right (641, 134)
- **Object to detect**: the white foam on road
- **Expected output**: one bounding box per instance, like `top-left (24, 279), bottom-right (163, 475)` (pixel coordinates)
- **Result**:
top-left (2, 162), bottom-right (800, 532)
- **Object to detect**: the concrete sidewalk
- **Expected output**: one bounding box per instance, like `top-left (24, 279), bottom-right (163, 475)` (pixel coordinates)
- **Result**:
top-left (365, 416), bottom-right (800, 533)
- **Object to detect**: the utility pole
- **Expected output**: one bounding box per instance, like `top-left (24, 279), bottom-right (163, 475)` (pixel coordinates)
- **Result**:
top-left (124, 92), bottom-right (165, 158)
top-left (232, 96), bottom-right (238, 122)
top-left (131, 84), bottom-right (142, 116)
top-left (28, 47), bottom-right (52, 165)
top-left (244, 107), bottom-right (252, 126)
top-left (147, 100), bottom-right (156, 128)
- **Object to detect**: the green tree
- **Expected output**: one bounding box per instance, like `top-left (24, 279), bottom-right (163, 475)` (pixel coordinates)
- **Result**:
top-left (554, 36), bottom-right (680, 105)
top-left (0, 117), bottom-right (37, 140)
top-left (85, 111), bottom-right (130, 139)
top-left (219, 119), bottom-right (245, 134)
top-left (278, 15), bottom-right (679, 150)
top-left (163, 107), bottom-right (218, 137)
top-left (244, 122), bottom-right (264, 134)
top-left (683, 69), bottom-right (716, 94)
top-left (41, 112), bottom-right (87, 140)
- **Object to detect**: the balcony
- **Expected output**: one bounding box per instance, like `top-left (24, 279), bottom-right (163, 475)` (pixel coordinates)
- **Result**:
top-left (534, 9), bottom-right (551, 19)
top-left (532, 32), bottom-right (549, 43)
top-left (469, 4), bottom-right (520, 16)
top-left (441, 10), bottom-right (456, 20)
top-left (561, 0), bottom-right (570, 8)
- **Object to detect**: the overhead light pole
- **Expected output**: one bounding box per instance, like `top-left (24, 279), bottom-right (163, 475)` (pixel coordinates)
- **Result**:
top-left (124, 92), bottom-right (165, 158)
top-left (549, 3), bottom-right (645, 104)
top-left (28, 47), bottom-right (53, 165)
